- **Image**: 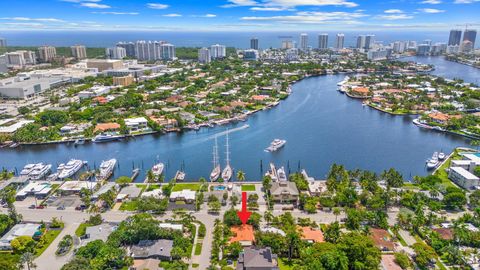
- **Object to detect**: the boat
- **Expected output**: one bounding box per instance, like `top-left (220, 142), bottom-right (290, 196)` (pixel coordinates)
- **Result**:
top-left (98, 159), bottom-right (117, 180)
top-left (265, 139), bottom-right (287, 152)
top-left (152, 163), bottom-right (164, 176)
top-left (92, 133), bottom-right (123, 143)
top-left (412, 118), bottom-right (434, 130)
top-left (265, 163), bottom-right (278, 182)
top-left (29, 163), bottom-right (52, 180)
top-left (277, 167), bottom-right (287, 182)
top-left (175, 170), bottom-right (186, 181)
top-left (438, 152), bottom-right (446, 160)
top-left (74, 137), bottom-right (85, 146)
top-left (20, 164), bottom-right (36, 176)
top-left (210, 136), bottom-right (221, 182)
top-left (221, 132), bottom-right (233, 182)
top-left (426, 152), bottom-right (439, 170)
top-left (9, 143), bottom-right (19, 148)
top-left (58, 159), bottom-right (86, 179)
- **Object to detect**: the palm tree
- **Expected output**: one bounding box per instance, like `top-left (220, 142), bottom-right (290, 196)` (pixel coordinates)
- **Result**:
top-left (471, 140), bottom-right (480, 150)
top-left (20, 252), bottom-right (36, 270)
top-left (333, 207), bottom-right (341, 222)
top-left (236, 170), bottom-right (245, 182)
top-left (146, 169), bottom-right (155, 183)
top-left (264, 211), bottom-right (274, 225)
top-left (286, 229), bottom-right (301, 261)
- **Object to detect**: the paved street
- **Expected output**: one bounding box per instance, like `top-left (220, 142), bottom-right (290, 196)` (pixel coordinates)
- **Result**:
top-left (34, 222), bottom-right (78, 270)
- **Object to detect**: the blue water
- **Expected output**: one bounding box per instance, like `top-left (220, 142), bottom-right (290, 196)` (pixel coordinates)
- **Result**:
top-left (0, 56), bottom-right (478, 181)
top-left (0, 31), bottom-right (450, 49)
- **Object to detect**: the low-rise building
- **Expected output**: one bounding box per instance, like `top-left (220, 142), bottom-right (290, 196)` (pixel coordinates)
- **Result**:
top-left (86, 59), bottom-right (123, 72)
top-left (448, 166), bottom-right (480, 190)
top-left (0, 77), bottom-right (70, 99)
top-left (59, 181), bottom-right (96, 195)
top-left (270, 181), bottom-right (299, 205)
top-left (125, 117), bottom-right (149, 132)
top-left (381, 254), bottom-right (402, 270)
top-left (159, 223), bottom-right (183, 231)
top-left (370, 228), bottom-right (395, 251)
top-left (116, 185), bottom-right (142, 202)
top-left (299, 226), bottom-right (324, 243)
top-left (81, 223), bottom-right (117, 246)
top-left (129, 239), bottom-right (173, 261)
top-left (169, 189), bottom-right (196, 203)
top-left (0, 223), bottom-right (41, 250)
top-left (230, 224), bottom-right (255, 246)
top-left (16, 181), bottom-right (52, 200)
top-left (0, 120), bottom-right (34, 135)
top-left (113, 75), bottom-right (134, 86)
top-left (236, 247), bottom-right (279, 270)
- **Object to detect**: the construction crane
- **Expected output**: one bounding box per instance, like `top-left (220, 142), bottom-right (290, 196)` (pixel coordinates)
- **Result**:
top-left (455, 23), bottom-right (480, 30)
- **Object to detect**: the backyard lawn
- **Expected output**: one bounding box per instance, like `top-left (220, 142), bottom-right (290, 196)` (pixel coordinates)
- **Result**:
top-left (241, 184), bottom-right (256, 192)
top-left (172, 183), bottom-right (202, 192)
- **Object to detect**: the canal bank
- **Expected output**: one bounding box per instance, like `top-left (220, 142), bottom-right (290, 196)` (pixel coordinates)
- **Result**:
top-left (1, 57), bottom-right (478, 182)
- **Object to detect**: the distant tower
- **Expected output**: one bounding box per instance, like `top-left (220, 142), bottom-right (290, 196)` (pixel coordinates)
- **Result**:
top-left (250, 37), bottom-right (259, 50)
top-left (198, 47), bottom-right (211, 64)
top-left (70, 45), bottom-right (87, 59)
top-left (0, 38), bottom-right (6, 47)
top-left (37, 46), bottom-right (57, 62)
top-left (318, 34), bottom-right (328, 49)
top-left (335, 33), bottom-right (345, 50)
top-left (448, 29), bottom-right (462, 46)
top-left (300, 33), bottom-right (308, 51)
top-left (463, 29), bottom-right (477, 49)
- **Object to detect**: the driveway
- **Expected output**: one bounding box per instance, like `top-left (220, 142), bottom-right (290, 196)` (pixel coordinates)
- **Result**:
top-left (34, 222), bottom-right (78, 270)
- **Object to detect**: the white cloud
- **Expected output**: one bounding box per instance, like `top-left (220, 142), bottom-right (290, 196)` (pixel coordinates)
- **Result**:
top-left (224, 0), bottom-right (358, 8)
top-left (241, 11), bottom-right (367, 24)
top-left (222, 0), bottom-right (258, 7)
top-left (60, 0), bottom-right (101, 2)
top-left (250, 7), bottom-right (291, 11)
top-left (80, 2), bottom-right (110, 8)
top-left (384, 9), bottom-right (404, 13)
top-left (92, 12), bottom-right (139, 15)
top-left (420, 0), bottom-right (442, 4)
top-left (0, 17), bottom-right (64, 22)
top-left (203, 14), bottom-right (217, 17)
top-left (147, 3), bottom-right (169, 9)
top-left (162, 13), bottom-right (182, 17)
top-left (417, 8), bottom-right (445, 13)
top-left (376, 14), bottom-right (414, 20)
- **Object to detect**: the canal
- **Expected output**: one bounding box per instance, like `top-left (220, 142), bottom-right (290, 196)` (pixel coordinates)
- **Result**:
top-left (0, 56), bottom-right (478, 181)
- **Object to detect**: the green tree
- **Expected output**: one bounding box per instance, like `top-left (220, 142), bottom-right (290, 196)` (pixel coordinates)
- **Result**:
top-left (236, 170), bottom-right (245, 182)
top-left (394, 252), bottom-right (411, 269)
top-left (20, 252), bottom-right (36, 270)
top-left (11, 236), bottom-right (36, 254)
top-left (412, 242), bottom-right (437, 269)
top-left (338, 232), bottom-right (381, 270)
top-left (324, 222), bottom-right (341, 244)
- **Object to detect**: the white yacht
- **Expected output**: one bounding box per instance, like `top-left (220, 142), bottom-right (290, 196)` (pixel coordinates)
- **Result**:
top-left (98, 159), bottom-right (117, 180)
top-left (265, 139), bottom-right (287, 152)
top-left (175, 170), bottom-right (186, 181)
top-left (152, 163), bottom-right (165, 176)
top-left (426, 152), bottom-right (439, 170)
top-left (277, 167), bottom-right (287, 182)
top-left (438, 152), bottom-right (446, 160)
top-left (221, 132), bottom-right (233, 182)
top-left (20, 164), bottom-right (37, 176)
top-left (58, 159), bottom-right (86, 179)
top-left (29, 163), bottom-right (52, 180)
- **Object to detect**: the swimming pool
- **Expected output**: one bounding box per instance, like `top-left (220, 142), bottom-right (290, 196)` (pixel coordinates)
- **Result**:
top-left (213, 185), bottom-right (226, 191)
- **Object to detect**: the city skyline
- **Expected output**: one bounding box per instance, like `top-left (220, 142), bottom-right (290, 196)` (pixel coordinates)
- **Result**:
top-left (0, 0), bottom-right (479, 32)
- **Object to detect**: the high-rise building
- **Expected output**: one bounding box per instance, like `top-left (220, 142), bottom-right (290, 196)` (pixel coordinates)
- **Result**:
top-left (463, 29), bottom-right (477, 49)
top-left (300, 33), bottom-right (308, 51)
top-left (116, 42), bottom-right (136, 58)
top-left (38, 46), bottom-right (57, 62)
top-left (106, 46), bottom-right (127, 59)
top-left (0, 55), bottom-right (7, 73)
top-left (281, 40), bottom-right (293, 49)
top-left (243, 49), bottom-right (259, 61)
top-left (0, 38), bottom-right (6, 47)
top-left (160, 43), bottom-right (175, 60)
top-left (335, 34), bottom-right (345, 50)
top-left (250, 37), bottom-right (259, 50)
top-left (198, 47), bottom-right (211, 64)
top-left (134, 40), bottom-right (168, 61)
top-left (364, 35), bottom-right (374, 50)
top-left (448, 29), bottom-right (462, 46)
top-left (71, 45), bottom-right (87, 59)
top-left (417, 44), bottom-right (431, 56)
top-left (5, 52), bottom-right (25, 66)
top-left (210, 44), bottom-right (226, 59)
top-left (318, 34), bottom-right (328, 49)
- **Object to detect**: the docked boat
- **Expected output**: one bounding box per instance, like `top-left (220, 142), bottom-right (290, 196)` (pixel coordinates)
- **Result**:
top-left (74, 137), bottom-right (85, 146)
top-left (29, 163), bottom-right (52, 180)
top-left (265, 139), bottom-right (287, 152)
top-left (175, 170), bottom-right (186, 181)
top-left (426, 152), bottom-right (439, 170)
top-left (152, 163), bottom-right (164, 176)
top-left (210, 136), bottom-right (221, 182)
top-left (98, 159), bottom-right (117, 180)
top-left (413, 118), bottom-right (434, 130)
top-left (221, 132), bottom-right (233, 182)
top-left (58, 159), bottom-right (86, 179)
top-left (92, 133), bottom-right (123, 143)
top-left (277, 167), bottom-right (287, 182)
top-left (438, 152), bottom-right (446, 160)
top-left (20, 164), bottom-right (36, 176)
top-left (265, 163), bottom-right (278, 182)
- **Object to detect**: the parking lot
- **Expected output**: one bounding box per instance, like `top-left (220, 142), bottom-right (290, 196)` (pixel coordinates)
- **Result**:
top-left (47, 196), bottom-right (82, 209)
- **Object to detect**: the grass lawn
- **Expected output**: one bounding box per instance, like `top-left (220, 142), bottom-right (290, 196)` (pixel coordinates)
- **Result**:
top-left (192, 263), bottom-right (199, 268)
top-left (194, 243), bottom-right (202, 255)
top-left (278, 258), bottom-right (296, 270)
top-left (119, 200), bottom-right (138, 211)
top-left (75, 223), bottom-right (88, 237)
top-left (35, 229), bottom-right (61, 256)
top-left (434, 149), bottom-right (462, 190)
top-left (172, 183), bottom-right (202, 192)
top-left (241, 184), bottom-right (256, 192)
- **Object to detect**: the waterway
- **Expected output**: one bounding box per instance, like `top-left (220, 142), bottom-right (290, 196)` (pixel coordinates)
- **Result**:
top-left (0, 56), bottom-right (478, 182)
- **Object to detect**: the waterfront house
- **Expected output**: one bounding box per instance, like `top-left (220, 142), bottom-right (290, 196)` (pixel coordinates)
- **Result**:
top-left (15, 181), bottom-right (52, 201)
top-left (448, 166), bottom-right (480, 190)
top-left (236, 247), bottom-right (279, 270)
top-left (230, 224), bottom-right (255, 246)
top-left (94, 122), bottom-right (120, 133)
top-left (350, 87), bottom-right (370, 97)
top-left (270, 181), bottom-right (299, 205)
top-left (59, 181), bottom-right (96, 196)
top-left (116, 185), bottom-right (142, 202)
top-left (124, 117), bottom-right (149, 133)
top-left (298, 226), bottom-right (324, 243)
top-left (169, 189), bottom-right (196, 203)
top-left (129, 239), bottom-right (173, 261)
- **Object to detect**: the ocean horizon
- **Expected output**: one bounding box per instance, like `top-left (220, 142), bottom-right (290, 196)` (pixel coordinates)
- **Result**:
top-left (0, 30), bottom-right (450, 49)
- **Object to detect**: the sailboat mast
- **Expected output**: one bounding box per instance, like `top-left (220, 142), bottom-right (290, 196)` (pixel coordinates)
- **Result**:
top-left (225, 131), bottom-right (230, 166)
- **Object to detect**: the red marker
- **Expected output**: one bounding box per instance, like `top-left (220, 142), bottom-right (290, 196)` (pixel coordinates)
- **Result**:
top-left (237, 192), bottom-right (251, 225)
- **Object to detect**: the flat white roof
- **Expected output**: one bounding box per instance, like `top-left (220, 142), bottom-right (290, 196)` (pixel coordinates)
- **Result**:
top-left (451, 167), bottom-right (480, 180)
top-left (170, 189), bottom-right (196, 200)
top-left (0, 120), bottom-right (34, 133)
top-left (125, 117), bottom-right (148, 125)
top-left (463, 154), bottom-right (480, 163)
top-left (16, 181), bottom-right (51, 197)
top-left (0, 223), bottom-right (40, 248)
top-left (60, 181), bottom-right (96, 191)
top-left (159, 223), bottom-right (183, 231)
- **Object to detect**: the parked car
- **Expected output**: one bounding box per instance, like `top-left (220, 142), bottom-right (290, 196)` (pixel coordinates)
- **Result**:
top-left (28, 204), bottom-right (36, 209)
top-left (57, 205), bottom-right (65, 210)
top-left (36, 205), bottom-right (45, 209)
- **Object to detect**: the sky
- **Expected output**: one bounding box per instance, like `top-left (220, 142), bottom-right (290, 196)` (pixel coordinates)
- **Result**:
top-left (0, 0), bottom-right (479, 32)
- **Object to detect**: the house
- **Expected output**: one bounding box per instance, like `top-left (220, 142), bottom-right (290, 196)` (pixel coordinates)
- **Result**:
top-left (94, 122), bottom-right (120, 133)
top-left (351, 87), bottom-right (370, 96)
top-left (236, 247), bottom-right (279, 270)
top-left (129, 239), bottom-right (173, 260)
top-left (370, 228), bottom-right (395, 251)
top-left (124, 117), bottom-right (149, 132)
top-left (81, 223), bottom-right (116, 246)
top-left (259, 226), bottom-right (286, 237)
top-left (59, 181), bottom-right (96, 196)
top-left (299, 226), bottom-right (324, 243)
top-left (131, 258), bottom-right (162, 270)
top-left (230, 224), bottom-right (255, 246)
top-left (270, 182), bottom-right (299, 205)
top-left (169, 189), bottom-right (196, 203)
top-left (381, 254), bottom-right (403, 270)
top-left (432, 228), bottom-right (454, 240)
top-left (307, 180), bottom-right (327, 196)
top-left (15, 181), bottom-right (52, 200)
top-left (0, 223), bottom-right (40, 250)
top-left (448, 166), bottom-right (480, 190)
top-left (92, 182), bottom-right (119, 201)
top-left (116, 185), bottom-right (142, 202)
top-left (159, 223), bottom-right (183, 231)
